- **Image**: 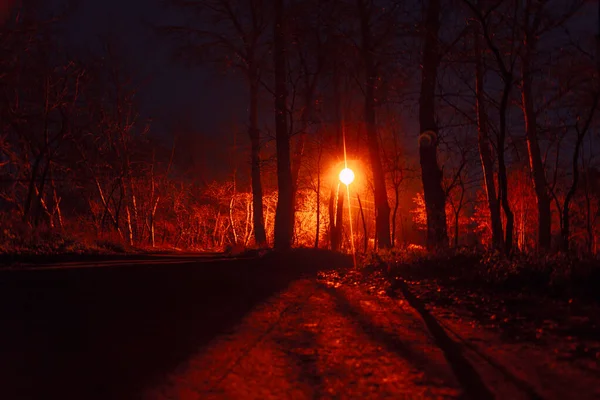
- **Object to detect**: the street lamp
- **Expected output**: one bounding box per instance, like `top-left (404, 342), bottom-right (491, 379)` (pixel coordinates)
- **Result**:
top-left (339, 167), bottom-right (355, 186)
top-left (338, 166), bottom-right (356, 266)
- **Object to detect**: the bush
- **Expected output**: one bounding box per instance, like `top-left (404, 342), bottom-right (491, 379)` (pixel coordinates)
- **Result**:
top-left (360, 246), bottom-right (600, 303)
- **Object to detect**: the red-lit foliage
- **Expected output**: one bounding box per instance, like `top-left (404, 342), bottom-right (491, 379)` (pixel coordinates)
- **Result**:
top-left (1, 0), bottom-right (599, 260)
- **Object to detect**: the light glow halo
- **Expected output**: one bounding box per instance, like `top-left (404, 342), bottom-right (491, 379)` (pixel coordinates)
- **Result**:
top-left (339, 168), bottom-right (355, 185)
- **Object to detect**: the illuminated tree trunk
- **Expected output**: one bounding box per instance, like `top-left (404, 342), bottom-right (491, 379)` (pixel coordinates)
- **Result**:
top-left (562, 93), bottom-right (600, 252)
top-left (329, 61), bottom-right (345, 252)
top-left (357, 0), bottom-right (391, 249)
top-left (273, 0), bottom-right (293, 251)
top-left (498, 79), bottom-right (515, 254)
top-left (244, 195), bottom-right (252, 246)
top-left (249, 75), bottom-right (267, 246)
top-left (125, 205), bottom-right (133, 247)
top-left (150, 198), bottom-right (159, 248)
top-left (329, 184), bottom-right (345, 252)
top-left (315, 171), bottom-right (321, 249)
top-left (50, 172), bottom-right (63, 230)
top-left (521, 35), bottom-right (551, 251)
top-left (315, 142), bottom-right (322, 249)
top-left (34, 156), bottom-right (51, 227)
top-left (475, 27), bottom-right (503, 249)
top-left (419, 0), bottom-right (447, 249)
top-left (357, 193), bottom-right (368, 252)
top-left (229, 196), bottom-right (238, 244)
top-left (390, 134), bottom-right (403, 247)
top-left (328, 189), bottom-right (335, 249)
top-left (468, 1), bottom-right (515, 253)
top-left (391, 187), bottom-right (399, 246)
top-left (452, 178), bottom-right (465, 248)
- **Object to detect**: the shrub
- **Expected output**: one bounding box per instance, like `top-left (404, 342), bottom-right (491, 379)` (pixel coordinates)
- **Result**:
top-left (363, 246), bottom-right (600, 303)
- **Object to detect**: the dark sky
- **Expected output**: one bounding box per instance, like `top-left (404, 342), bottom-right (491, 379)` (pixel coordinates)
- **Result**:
top-left (44, 0), bottom-right (599, 153)
top-left (57, 0), bottom-right (248, 141)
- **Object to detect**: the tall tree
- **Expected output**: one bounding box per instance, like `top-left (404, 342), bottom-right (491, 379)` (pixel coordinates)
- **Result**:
top-left (357, 0), bottom-right (391, 248)
top-left (474, 23), bottom-right (504, 249)
top-left (329, 65), bottom-right (346, 252)
top-left (520, 7), bottom-right (551, 251)
top-left (273, 0), bottom-right (293, 250)
top-left (466, 0), bottom-right (517, 253)
top-left (419, 0), bottom-right (448, 249)
top-left (519, 0), bottom-right (583, 251)
top-left (561, 93), bottom-right (600, 252)
top-left (288, 0), bottom-right (327, 233)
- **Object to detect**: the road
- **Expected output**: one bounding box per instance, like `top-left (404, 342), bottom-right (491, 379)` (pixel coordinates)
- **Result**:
top-left (1, 251), bottom-right (598, 399)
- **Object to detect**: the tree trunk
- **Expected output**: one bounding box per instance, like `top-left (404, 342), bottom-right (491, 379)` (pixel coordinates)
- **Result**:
top-left (249, 76), bottom-right (267, 246)
top-left (454, 211), bottom-right (460, 248)
top-left (454, 184), bottom-right (464, 248)
top-left (357, 193), bottom-right (368, 252)
top-left (329, 187), bottom-right (335, 249)
top-left (125, 205), bottom-right (133, 247)
top-left (392, 185), bottom-right (399, 246)
top-left (34, 158), bottom-right (51, 227)
top-left (244, 196), bottom-right (252, 246)
top-left (335, 185), bottom-right (344, 250)
top-left (562, 94), bottom-right (600, 252)
top-left (468, 3), bottom-right (515, 253)
top-left (23, 152), bottom-right (43, 224)
top-left (419, 0), bottom-right (448, 249)
top-left (584, 172), bottom-right (593, 255)
top-left (273, 0), bottom-right (293, 251)
top-left (475, 27), bottom-right (504, 249)
top-left (291, 81), bottom-right (317, 223)
top-left (328, 60), bottom-right (346, 252)
top-left (562, 6), bottom-right (600, 252)
top-left (329, 184), bottom-right (344, 252)
top-left (150, 197), bottom-right (159, 248)
top-left (521, 38), bottom-right (551, 251)
top-left (52, 188), bottom-right (63, 230)
top-left (315, 174), bottom-right (320, 249)
top-left (499, 79), bottom-right (515, 254)
top-left (357, 0), bottom-right (391, 249)
top-left (315, 144), bottom-right (322, 249)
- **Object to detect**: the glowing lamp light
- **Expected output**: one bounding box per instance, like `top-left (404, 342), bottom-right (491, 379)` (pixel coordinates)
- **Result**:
top-left (339, 167), bottom-right (355, 185)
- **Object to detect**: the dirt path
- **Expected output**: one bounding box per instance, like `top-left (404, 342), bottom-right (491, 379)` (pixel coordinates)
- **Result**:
top-left (146, 272), bottom-right (600, 400)
top-left (146, 278), bottom-right (460, 399)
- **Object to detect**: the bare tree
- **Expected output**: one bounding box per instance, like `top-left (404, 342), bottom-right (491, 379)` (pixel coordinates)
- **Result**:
top-left (419, 0), bottom-right (448, 249)
top-left (465, 0), bottom-right (518, 254)
top-left (474, 23), bottom-right (504, 249)
top-left (288, 0), bottom-right (327, 222)
top-left (561, 92), bottom-right (600, 252)
top-left (518, 0), bottom-right (583, 251)
top-left (356, 0), bottom-right (392, 248)
top-left (273, 0), bottom-right (293, 250)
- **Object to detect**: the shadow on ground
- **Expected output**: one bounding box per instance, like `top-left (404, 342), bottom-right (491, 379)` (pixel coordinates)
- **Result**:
top-left (391, 278), bottom-right (543, 400)
top-left (0, 249), bottom-right (350, 400)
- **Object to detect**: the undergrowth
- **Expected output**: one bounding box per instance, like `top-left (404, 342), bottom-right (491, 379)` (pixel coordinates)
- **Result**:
top-left (358, 247), bottom-right (600, 303)
top-left (0, 222), bottom-right (129, 257)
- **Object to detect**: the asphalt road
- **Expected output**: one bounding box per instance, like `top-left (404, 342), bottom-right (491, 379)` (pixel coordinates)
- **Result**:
top-left (0, 251), bottom-right (334, 400)
top-left (1, 251), bottom-right (598, 400)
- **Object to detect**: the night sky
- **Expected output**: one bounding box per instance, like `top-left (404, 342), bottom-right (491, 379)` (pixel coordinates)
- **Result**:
top-left (55, 0), bottom-right (248, 143)
top-left (35, 0), bottom-right (600, 161)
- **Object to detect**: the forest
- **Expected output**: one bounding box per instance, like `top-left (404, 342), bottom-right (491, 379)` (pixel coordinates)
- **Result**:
top-left (1, 0), bottom-right (599, 260)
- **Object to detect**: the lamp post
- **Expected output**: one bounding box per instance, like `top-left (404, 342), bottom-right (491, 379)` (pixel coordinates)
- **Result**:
top-left (339, 167), bottom-right (356, 266)
top-left (339, 167), bottom-right (355, 186)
